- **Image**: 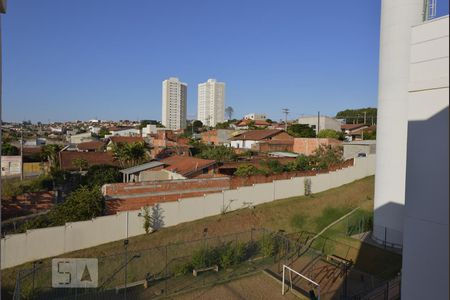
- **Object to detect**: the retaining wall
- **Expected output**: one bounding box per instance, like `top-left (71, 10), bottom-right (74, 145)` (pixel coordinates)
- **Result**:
top-left (1, 155), bottom-right (375, 269)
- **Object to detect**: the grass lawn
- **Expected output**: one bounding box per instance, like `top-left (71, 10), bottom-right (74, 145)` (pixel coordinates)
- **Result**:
top-left (2, 176), bottom-right (400, 298)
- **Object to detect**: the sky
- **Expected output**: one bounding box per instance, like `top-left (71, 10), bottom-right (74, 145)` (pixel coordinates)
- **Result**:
top-left (1, 1), bottom-right (448, 123)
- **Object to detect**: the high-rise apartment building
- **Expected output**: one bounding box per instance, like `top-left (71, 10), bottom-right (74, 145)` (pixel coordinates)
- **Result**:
top-left (197, 79), bottom-right (225, 127)
top-left (162, 77), bottom-right (187, 130)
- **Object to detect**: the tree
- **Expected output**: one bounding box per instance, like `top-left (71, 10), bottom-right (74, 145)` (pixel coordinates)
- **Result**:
top-left (247, 120), bottom-right (257, 130)
top-left (317, 129), bottom-right (345, 141)
top-left (72, 158), bottom-right (88, 172)
top-left (260, 159), bottom-right (285, 174)
top-left (215, 121), bottom-right (231, 129)
top-left (225, 106), bottom-right (234, 120)
top-left (198, 145), bottom-right (237, 162)
top-left (285, 155), bottom-right (314, 172)
top-left (265, 119), bottom-right (273, 124)
top-left (234, 164), bottom-right (260, 176)
top-left (111, 141), bottom-right (147, 168)
top-left (287, 124), bottom-right (316, 138)
top-left (192, 120), bottom-right (203, 131)
top-left (335, 107), bottom-right (377, 124)
top-left (97, 127), bottom-right (111, 138)
top-left (312, 145), bottom-right (344, 169)
top-left (363, 128), bottom-right (376, 140)
top-left (142, 206), bottom-right (151, 234)
top-left (83, 164), bottom-right (122, 187)
top-left (1, 142), bottom-right (19, 155)
top-left (41, 144), bottom-right (62, 171)
top-left (52, 185), bottom-right (105, 224)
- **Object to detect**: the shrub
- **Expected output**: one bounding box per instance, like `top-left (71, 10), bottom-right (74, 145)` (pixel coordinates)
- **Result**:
top-left (219, 243), bottom-right (235, 269)
top-left (234, 164), bottom-right (260, 176)
top-left (172, 261), bottom-right (193, 276)
top-left (260, 159), bottom-right (286, 174)
top-left (317, 129), bottom-right (345, 141)
top-left (83, 165), bottom-right (122, 187)
top-left (198, 145), bottom-right (237, 162)
top-left (191, 247), bottom-right (220, 269)
top-left (260, 233), bottom-right (278, 257)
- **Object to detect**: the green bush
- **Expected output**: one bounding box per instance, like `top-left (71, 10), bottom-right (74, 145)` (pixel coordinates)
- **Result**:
top-left (219, 243), bottom-right (235, 268)
top-left (198, 145), bottom-right (237, 162)
top-left (1, 175), bottom-right (53, 198)
top-left (234, 164), bottom-right (261, 176)
top-left (83, 164), bottom-right (122, 187)
top-left (172, 261), bottom-right (193, 276)
top-left (191, 247), bottom-right (220, 269)
top-left (260, 233), bottom-right (278, 257)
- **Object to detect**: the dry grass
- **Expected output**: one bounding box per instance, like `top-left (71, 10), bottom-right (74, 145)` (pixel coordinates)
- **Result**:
top-left (1, 176), bottom-right (375, 298)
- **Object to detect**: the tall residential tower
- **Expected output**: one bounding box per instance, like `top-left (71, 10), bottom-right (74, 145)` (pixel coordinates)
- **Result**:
top-left (162, 77), bottom-right (187, 130)
top-left (197, 79), bottom-right (225, 127)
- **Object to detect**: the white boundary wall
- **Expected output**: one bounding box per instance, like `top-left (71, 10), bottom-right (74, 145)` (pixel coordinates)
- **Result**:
top-left (1, 155), bottom-right (375, 269)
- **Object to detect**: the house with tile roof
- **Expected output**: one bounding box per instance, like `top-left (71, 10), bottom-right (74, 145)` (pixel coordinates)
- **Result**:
top-left (229, 129), bottom-right (293, 150)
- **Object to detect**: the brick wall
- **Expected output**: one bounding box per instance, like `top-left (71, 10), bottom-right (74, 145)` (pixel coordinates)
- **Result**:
top-left (293, 138), bottom-right (342, 155)
top-left (103, 177), bottom-right (231, 213)
top-left (103, 159), bottom-right (354, 214)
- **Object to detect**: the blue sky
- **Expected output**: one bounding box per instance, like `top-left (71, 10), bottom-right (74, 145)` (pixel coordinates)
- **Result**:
top-left (2, 1), bottom-right (447, 123)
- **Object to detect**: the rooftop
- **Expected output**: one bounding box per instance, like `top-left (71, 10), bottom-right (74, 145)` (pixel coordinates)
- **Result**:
top-left (119, 161), bottom-right (165, 175)
top-left (160, 155), bottom-right (216, 177)
top-left (231, 129), bottom-right (286, 141)
top-left (59, 151), bottom-right (118, 170)
top-left (108, 136), bottom-right (145, 144)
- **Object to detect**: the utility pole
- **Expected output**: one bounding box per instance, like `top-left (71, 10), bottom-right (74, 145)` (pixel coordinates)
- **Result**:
top-left (317, 111), bottom-right (321, 135)
top-left (282, 108), bottom-right (289, 131)
top-left (364, 111), bottom-right (367, 124)
top-left (20, 126), bottom-right (24, 181)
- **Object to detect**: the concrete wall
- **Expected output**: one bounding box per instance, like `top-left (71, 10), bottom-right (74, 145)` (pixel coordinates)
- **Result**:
top-left (343, 142), bottom-right (376, 160)
top-left (297, 116), bottom-right (342, 134)
top-left (1, 155), bottom-right (375, 269)
top-left (1, 156), bottom-right (21, 176)
top-left (401, 16), bottom-right (449, 300)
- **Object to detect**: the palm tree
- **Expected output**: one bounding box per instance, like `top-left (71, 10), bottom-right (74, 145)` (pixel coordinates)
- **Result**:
top-left (41, 144), bottom-right (62, 171)
top-left (112, 142), bottom-right (147, 168)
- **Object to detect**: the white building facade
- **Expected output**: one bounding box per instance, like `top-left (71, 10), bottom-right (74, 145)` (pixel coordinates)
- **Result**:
top-left (374, 0), bottom-right (448, 298)
top-left (244, 113), bottom-right (267, 121)
top-left (162, 77), bottom-right (187, 130)
top-left (297, 115), bottom-right (342, 134)
top-left (197, 79), bottom-right (225, 127)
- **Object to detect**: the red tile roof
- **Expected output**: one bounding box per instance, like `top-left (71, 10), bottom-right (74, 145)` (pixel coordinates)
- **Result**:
top-left (230, 129), bottom-right (286, 141)
top-left (341, 124), bottom-right (368, 131)
top-left (258, 140), bottom-right (294, 145)
top-left (109, 136), bottom-right (144, 144)
top-left (22, 147), bottom-right (43, 154)
top-left (107, 126), bottom-right (134, 132)
top-left (236, 119), bottom-right (270, 127)
top-left (160, 155), bottom-right (216, 177)
top-left (59, 151), bottom-right (118, 170)
top-left (77, 141), bottom-right (106, 151)
top-left (351, 125), bottom-right (376, 135)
